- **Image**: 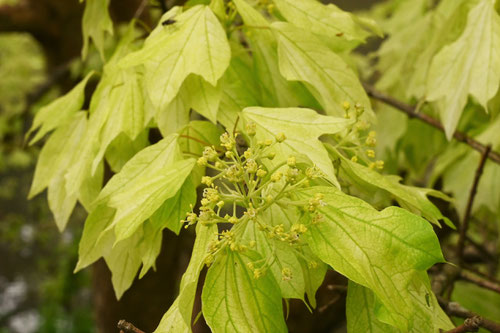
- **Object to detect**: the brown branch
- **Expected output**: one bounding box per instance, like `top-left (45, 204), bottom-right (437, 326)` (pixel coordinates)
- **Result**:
top-left (463, 266), bottom-right (500, 286)
top-left (432, 264), bottom-right (460, 297)
top-left (459, 270), bottom-right (500, 294)
top-left (117, 320), bottom-right (146, 333)
top-left (465, 236), bottom-right (497, 263)
top-left (438, 297), bottom-right (500, 333)
top-left (318, 294), bottom-right (341, 313)
top-left (133, 0), bottom-right (149, 18)
top-left (363, 84), bottom-right (500, 165)
top-left (456, 145), bottom-right (491, 262)
top-left (445, 316), bottom-right (482, 333)
top-left (233, 115), bottom-right (240, 136)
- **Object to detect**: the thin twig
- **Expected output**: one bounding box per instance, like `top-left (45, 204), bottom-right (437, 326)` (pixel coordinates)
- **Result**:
top-left (318, 294), bottom-right (341, 313)
top-left (117, 320), bottom-right (146, 333)
top-left (463, 266), bottom-right (500, 286)
top-left (438, 297), bottom-right (500, 333)
top-left (459, 270), bottom-right (500, 294)
top-left (456, 145), bottom-right (492, 262)
top-left (133, 0), bottom-right (149, 18)
top-left (179, 134), bottom-right (213, 149)
top-left (445, 316), bottom-right (482, 333)
top-left (363, 83), bottom-right (500, 165)
top-left (432, 264), bottom-right (460, 297)
top-left (465, 236), bottom-right (497, 263)
top-left (232, 115), bottom-right (240, 136)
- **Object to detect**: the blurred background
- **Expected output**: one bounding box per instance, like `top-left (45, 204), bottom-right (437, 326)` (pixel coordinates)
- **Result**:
top-left (0, 0), bottom-right (380, 332)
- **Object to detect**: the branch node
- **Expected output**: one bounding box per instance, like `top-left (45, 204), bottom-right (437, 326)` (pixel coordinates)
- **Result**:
top-left (117, 320), bottom-right (146, 333)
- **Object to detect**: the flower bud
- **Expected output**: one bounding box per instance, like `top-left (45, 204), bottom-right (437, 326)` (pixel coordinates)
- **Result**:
top-left (201, 176), bottom-right (213, 186)
top-left (271, 171), bottom-right (283, 182)
top-left (375, 160), bottom-right (384, 169)
top-left (246, 122), bottom-right (257, 136)
top-left (203, 146), bottom-right (218, 161)
top-left (245, 159), bottom-right (258, 173)
top-left (256, 168), bottom-right (267, 178)
top-left (275, 132), bottom-right (286, 143)
top-left (197, 156), bottom-right (208, 166)
top-left (342, 101), bottom-right (350, 111)
top-left (281, 267), bottom-right (292, 281)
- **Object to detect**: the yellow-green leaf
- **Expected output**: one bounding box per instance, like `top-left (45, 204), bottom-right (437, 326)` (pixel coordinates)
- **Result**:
top-left (120, 5), bottom-right (230, 111)
top-left (427, 0), bottom-right (500, 138)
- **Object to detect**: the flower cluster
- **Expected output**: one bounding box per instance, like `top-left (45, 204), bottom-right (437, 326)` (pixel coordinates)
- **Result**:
top-left (337, 101), bottom-right (385, 169)
top-left (181, 127), bottom-right (325, 279)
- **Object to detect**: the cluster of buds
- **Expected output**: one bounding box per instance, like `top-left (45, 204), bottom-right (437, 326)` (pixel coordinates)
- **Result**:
top-left (246, 261), bottom-right (267, 279)
top-left (204, 230), bottom-right (253, 267)
top-left (182, 126), bottom-right (328, 278)
top-left (263, 223), bottom-right (307, 245)
top-left (339, 101), bottom-right (385, 170)
top-left (256, 0), bottom-right (275, 13)
top-left (343, 101), bottom-right (366, 120)
top-left (307, 193), bottom-right (326, 212)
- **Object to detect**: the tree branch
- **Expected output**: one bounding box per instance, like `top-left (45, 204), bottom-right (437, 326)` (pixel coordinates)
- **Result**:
top-left (465, 236), bottom-right (497, 263)
top-left (363, 84), bottom-right (500, 165)
top-left (459, 270), bottom-right (500, 294)
top-left (445, 316), bottom-right (482, 333)
top-left (456, 145), bottom-right (491, 262)
top-left (117, 320), bottom-right (146, 333)
top-left (438, 297), bottom-right (500, 333)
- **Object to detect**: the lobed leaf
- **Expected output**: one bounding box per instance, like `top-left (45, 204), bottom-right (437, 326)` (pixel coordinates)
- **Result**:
top-left (104, 158), bottom-right (195, 242)
top-left (27, 71), bottom-right (95, 145)
top-left (272, 0), bottom-right (380, 47)
top-left (120, 5), bottom-right (230, 112)
top-left (75, 134), bottom-right (196, 297)
top-left (232, 0), bottom-right (317, 109)
top-left (335, 151), bottom-right (452, 227)
top-left (426, 0), bottom-right (500, 138)
top-left (29, 112), bottom-right (89, 230)
top-left (241, 204), bottom-right (326, 303)
top-left (242, 106), bottom-right (353, 186)
top-left (149, 176), bottom-right (197, 236)
top-left (65, 25), bottom-right (146, 198)
top-left (81, 0), bottom-right (113, 59)
top-left (217, 42), bottom-right (261, 129)
top-left (297, 186), bottom-right (445, 331)
top-left (272, 22), bottom-right (373, 119)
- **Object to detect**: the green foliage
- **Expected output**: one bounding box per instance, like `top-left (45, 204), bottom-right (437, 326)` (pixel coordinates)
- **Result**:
top-left (27, 0), bottom-right (500, 331)
top-left (426, 0), bottom-right (500, 138)
top-left (372, 0), bottom-right (500, 221)
top-left (0, 32), bottom-right (45, 171)
top-left (81, 0), bottom-right (114, 59)
top-left (298, 187), bottom-right (449, 331)
top-left (27, 72), bottom-right (95, 145)
top-left (120, 5), bottom-right (230, 112)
